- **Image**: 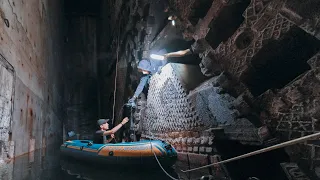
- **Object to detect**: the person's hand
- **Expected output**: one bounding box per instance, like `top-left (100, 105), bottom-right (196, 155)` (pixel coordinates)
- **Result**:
top-left (163, 54), bottom-right (169, 60)
top-left (110, 134), bottom-right (115, 138)
top-left (122, 117), bottom-right (129, 124)
top-left (128, 97), bottom-right (136, 107)
top-left (157, 66), bottom-right (163, 74)
top-left (128, 97), bottom-right (135, 103)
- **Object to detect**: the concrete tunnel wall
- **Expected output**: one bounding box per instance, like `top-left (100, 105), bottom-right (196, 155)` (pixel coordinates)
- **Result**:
top-left (0, 0), bottom-right (65, 163)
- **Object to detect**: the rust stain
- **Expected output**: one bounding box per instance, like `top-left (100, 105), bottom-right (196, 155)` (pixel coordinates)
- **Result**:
top-left (0, 7), bottom-right (5, 19)
top-left (29, 108), bottom-right (33, 137)
top-left (25, 94), bottom-right (29, 127)
top-left (20, 109), bottom-right (23, 125)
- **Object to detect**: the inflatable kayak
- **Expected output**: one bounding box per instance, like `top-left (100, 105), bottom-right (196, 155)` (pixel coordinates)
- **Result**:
top-left (60, 139), bottom-right (177, 167)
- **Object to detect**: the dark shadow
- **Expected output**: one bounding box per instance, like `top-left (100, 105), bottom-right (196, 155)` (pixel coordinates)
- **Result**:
top-left (188, 0), bottom-right (214, 25)
top-left (214, 140), bottom-right (290, 180)
top-left (64, 0), bottom-right (102, 17)
top-left (60, 156), bottom-right (179, 180)
top-left (243, 26), bottom-right (320, 96)
top-left (285, 0), bottom-right (320, 20)
top-left (143, 4), bottom-right (150, 20)
top-left (205, 0), bottom-right (251, 49)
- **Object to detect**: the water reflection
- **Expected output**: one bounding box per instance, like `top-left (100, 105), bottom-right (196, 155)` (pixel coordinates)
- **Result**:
top-left (3, 142), bottom-right (289, 180)
top-left (12, 145), bottom-right (62, 180)
top-left (1, 144), bottom-right (215, 180)
top-left (60, 157), bottom-right (179, 180)
top-left (8, 145), bottom-right (187, 180)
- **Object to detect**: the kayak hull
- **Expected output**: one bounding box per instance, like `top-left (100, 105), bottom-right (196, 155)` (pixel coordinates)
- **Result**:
top-left (60, 140), bottom-right (177, 167)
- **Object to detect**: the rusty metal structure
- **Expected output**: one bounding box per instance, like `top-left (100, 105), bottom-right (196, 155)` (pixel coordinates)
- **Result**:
top-left (105, 0), bottom-right (320, 179)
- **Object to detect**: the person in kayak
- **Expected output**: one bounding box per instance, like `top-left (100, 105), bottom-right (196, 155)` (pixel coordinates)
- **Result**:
top-left (95, 117), bottom-right (129, 144)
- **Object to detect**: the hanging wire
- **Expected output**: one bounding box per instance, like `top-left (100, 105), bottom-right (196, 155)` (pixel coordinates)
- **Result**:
top-left (111, 17), bottom-right (122, 125)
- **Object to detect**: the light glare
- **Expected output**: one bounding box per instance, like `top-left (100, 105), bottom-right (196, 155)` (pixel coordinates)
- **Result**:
top-left (150, 54), bottom-right (165, 60)
top-left (172, 20), bottom-right (175, 26)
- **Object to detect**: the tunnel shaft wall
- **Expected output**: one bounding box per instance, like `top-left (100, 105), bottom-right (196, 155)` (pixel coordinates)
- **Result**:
top-left (0, 0), bottom-right (65, 177)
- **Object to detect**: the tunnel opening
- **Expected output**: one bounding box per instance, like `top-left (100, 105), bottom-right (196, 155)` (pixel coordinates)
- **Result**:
top-left (64, 0), bottom-right (101, 17)
top-left (205, 0), bottom-right (251, 49)
top-left (188, 0), bottom-right (213, 26)
top-left (243, 26), bottom-right (320, 97)
top-left (63, 0), bottom-right (103, 140)
top-left (214, 140), bottom-right (290, 180)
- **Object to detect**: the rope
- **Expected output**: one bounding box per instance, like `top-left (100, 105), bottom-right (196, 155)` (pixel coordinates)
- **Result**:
top-left (111, 18), bottom-right (121, 125)
top-left (148, 129), bottom-right (207, 180)
top-left (148, 128), bottom-right (179, 180)
top-left (181, 131), bottom-right (320, 173)
top-left (149, 138), bottom-right (180, 180)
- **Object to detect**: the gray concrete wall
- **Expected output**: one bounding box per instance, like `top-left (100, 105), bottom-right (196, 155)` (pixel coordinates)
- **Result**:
top-left (63, 16), bottom-right (99, 140)
top-left (0, 0), bottom-right (65, 174)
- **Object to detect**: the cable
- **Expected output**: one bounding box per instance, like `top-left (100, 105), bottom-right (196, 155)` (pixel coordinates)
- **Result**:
top-left (111, 38), bottom-right (119, 125)
top-left (148, 129), bottom-right (203, 180)
top-left (147, 127), bottom-right (180, 180)
top-left (148, 135), bottom-right (179, 180)
top-left (181, 131), bottom-right (320, 173)
top-left (148, 135), bottom-right (206, 180)
top-left (248, 177), bottom-right (260, 180)
top-left (111, 17), bottom-right (121, 125)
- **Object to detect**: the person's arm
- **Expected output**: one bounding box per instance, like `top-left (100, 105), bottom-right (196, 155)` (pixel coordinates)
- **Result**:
top-left (106, 134), bottom-right (115, 143)
top-left (103, 117), bottom-right (129, 136)
top-left (132, 76), bottom-right (149, 100)
top-left (164, 49), bottom-right (192, 58)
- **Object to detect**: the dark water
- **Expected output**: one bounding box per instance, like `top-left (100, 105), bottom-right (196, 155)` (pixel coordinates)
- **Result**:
top-left (60, 158), bottom-right (178, 180)
top-left (1, 142), bottom-right (297, 180)
top-left (2, 145), bottom-right (209, 180)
